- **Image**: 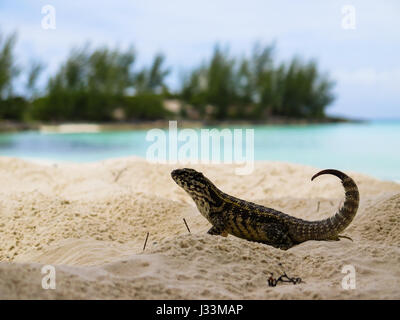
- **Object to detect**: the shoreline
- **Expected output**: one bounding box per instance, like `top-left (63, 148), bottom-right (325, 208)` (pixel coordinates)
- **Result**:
top-left (0, 116), bottom-right (364, 133)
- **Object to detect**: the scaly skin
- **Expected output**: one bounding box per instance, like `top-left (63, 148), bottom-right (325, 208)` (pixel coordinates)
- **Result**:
top-left (171, 168), bottom-right (359, 250)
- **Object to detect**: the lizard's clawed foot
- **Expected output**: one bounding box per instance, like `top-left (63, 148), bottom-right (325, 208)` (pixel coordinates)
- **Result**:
top-left (338, 235), bottom-right (353, 242)
top-left (207, 225), bottom-right (228, 237)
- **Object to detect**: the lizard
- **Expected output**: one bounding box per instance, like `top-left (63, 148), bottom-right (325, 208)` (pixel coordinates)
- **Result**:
top-left (171, 168), bottom-right (359, 250)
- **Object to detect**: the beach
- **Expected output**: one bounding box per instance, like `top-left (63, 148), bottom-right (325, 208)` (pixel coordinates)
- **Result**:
top-left (0, 156), bottom-right (399, 299)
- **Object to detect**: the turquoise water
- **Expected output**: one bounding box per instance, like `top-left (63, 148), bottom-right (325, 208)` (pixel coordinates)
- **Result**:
top-left (0, 121), bottom-right (399, 181)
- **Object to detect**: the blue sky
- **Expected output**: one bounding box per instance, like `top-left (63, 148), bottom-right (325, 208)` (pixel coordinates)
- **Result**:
top-left (0, 0), bottom-right (399, 119)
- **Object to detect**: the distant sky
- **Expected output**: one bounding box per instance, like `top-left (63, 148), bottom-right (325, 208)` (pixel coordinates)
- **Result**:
top-left (0, 0), bottom-right (399, 119)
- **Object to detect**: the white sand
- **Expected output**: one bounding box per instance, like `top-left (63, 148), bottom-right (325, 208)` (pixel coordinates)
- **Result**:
top-left (0, 156), bottom-right (399, 299)
top-left (40, 123), bottom-right (101, 133)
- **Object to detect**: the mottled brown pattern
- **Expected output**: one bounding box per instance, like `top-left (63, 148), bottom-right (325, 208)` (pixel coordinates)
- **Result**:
top-left (171, 168), bottom-right (359, 250)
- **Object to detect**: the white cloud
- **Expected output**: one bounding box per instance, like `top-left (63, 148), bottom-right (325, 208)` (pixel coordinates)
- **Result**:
top-left (333, 68), bottom-right (400, 91)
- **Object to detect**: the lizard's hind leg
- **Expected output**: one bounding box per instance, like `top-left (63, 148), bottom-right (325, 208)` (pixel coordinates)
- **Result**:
top-left (207, 225), bottom-right (228, 237)
top-left (261, 223), bottom-right (294, 250)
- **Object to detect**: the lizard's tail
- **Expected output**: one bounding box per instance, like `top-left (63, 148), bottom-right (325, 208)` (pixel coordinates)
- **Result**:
top-left (308, 169), bottom-right (359, 240)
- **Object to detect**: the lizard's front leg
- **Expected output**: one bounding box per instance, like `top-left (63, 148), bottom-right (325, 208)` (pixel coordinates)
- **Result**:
top-left (207, 224), bottom-right (228, 237)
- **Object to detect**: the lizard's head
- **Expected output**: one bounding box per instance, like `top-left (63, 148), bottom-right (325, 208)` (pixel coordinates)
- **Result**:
top-left (171, 168), bottom-right (210, 193)
top-left (171, 168), bottom-right (219, 205)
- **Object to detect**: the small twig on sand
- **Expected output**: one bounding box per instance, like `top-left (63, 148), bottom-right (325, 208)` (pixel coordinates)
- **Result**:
top-left (183, 218), bottom-right (191, 233)
top-left (268, 263), bottom-right (302, 287)
top-left (317, 201), bottom-right (320, 212)
top-left (338, 235), bottom-right (353, 242)
top-left (113, 167), bottom-right (127, 182)
top-left (268, 273), bottom-right (276, 287)
top-left (143, 232), bottom-right (149, 251)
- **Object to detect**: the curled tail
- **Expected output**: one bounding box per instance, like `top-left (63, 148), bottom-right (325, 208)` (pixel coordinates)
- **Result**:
top-left (296, 169), bottom-right (360, 241)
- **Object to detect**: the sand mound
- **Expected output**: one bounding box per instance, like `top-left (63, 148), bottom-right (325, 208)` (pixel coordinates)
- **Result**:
top-left (0, 157), bottom-right (399, 299)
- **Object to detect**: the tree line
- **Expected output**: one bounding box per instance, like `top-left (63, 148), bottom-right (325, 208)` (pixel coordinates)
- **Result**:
top-left (0, 30), bottom-right (335, 123)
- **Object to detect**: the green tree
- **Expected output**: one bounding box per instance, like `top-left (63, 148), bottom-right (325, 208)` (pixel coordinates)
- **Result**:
top-left (33, 45), bottom-right (137, 121)
top-left (206, 45), bottom-right (236, 119)
top-left (134, 53), bottom-right (170, 94)
top-left (179, 45), bottom-right (236, 120)
top-left (0, 30), bottom-right (19, 99)
top-left (26, 60), bottom-right (45, 99)
top-left (0, 30), bottom-right (31, 121)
